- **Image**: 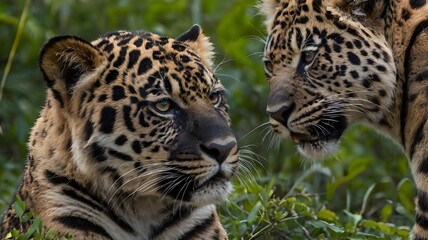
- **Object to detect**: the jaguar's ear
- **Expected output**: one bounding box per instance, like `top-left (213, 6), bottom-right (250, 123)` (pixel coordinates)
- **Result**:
top-left (259, 0), bottom-right (283, 32)
top-left (177, 25), bottom-right (214, 69)
top-left (330, 0), bottom-right (387, 26)
top-left (39, 36), bottom-right (105, 107)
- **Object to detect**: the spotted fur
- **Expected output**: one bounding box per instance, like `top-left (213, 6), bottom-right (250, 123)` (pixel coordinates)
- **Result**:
top-left (260, 0), bottom-right (428, 238)
top-left (1, 25), bottom-right (238, 240)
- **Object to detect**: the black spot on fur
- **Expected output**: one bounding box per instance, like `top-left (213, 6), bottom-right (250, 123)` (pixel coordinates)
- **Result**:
top-left (115, 135), bottom-right (128, 145)
top-left (328, 33), bottom-right (344, 44)
top-left (127, 50), bottom-right (141, 69)
top-left (134, 38), bottom-right (143, 47)
top-left (345, 41), bottom-right (353, 49)
top-left (118, 37), bottom-right (132, 46)
top-left (105, 70), bottom-right (119, 84)
top-left (112, 86), bottom-right (126, 101)
top-left (85, 120), bottom-right (94, 141)
top-left (132, 140), bottom-right (142, 154)
top-left (312, 0), bottom-right (322, 13)
top-left (350, 71), bottom-right (359, 79)
top-left (376, 65), bottom-right (387, 72)
top-left (418, 190), bottom-right (428, 211)
top-left (139, 112), bottom-right (150, 128)
top-left (296, 16), bottom-right (309, 24)
top-left (419, 157), bottom-right (428, 174)
top-left (108, 149), bottom-right (133, 161)
top-left (353, 39), bottom-right (362, 49)
top-left (91, 143), bottom-right (107, 162)
top-left (104, 43), bottom-right (114, 53)
top-left (113, 47), bottom-right (127, 68)
top-left (138, 57), bottom-right (153, 75)
top-left (172, 43), bottom-right (186, 52)
top-left (410, 0), bottom-right (426, 9)
top-left (145, 41), bottom-right (153, 50)
top-left (333, 44), bottom-right (341, 53)
top-left (402, 9), bottom-right (412, 21)
top-left (180, 55), bottom-right (191, 63)
top-left (362, 79), bottom-right (372, 88)
top-left (100, 106), bottom-right (116, 133)
top-left (347, 52), bottom-right (361, 65)
top-left (123, 105), bottom-right (136, 132)
top-left (98, 94), bottom-right (107, 102)
top-left (416, 70), bottom-right (428, 82)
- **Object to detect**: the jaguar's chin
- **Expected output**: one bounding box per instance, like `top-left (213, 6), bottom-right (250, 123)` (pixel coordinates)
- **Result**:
top-left (287, 116), bottom-right (347, 160)
top-left (190, 177), bottom-right (232, 206)
top-left (295, 139), bottom-right (340, 160)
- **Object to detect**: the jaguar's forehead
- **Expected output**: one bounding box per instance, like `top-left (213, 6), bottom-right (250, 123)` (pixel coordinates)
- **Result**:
top-left (91, 31), bottom-right (219, 105)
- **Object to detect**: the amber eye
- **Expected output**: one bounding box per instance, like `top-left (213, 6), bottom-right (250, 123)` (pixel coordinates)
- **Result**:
top-left (209, 92), bottom-right (222, 107)
top-left (302, 50), bottom-right (316, 63)
top-left (153, 98), bottom-right (171, 112)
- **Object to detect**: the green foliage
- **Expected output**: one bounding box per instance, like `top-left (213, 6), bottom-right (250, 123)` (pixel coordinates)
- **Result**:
top-left (5, 195), bottom-right (73, 240)
top-left (0, 0), bottom-right (413, 239)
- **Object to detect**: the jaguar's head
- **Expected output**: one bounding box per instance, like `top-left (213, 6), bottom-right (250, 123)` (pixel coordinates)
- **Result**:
top-left (38, 25), bottom-right (238, 207)
top-left (260, 0), bottom-right (396, 159)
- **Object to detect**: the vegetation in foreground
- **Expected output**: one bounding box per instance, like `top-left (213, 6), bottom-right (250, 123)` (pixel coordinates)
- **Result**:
top-left (1, 1), bottom-right (413, 239)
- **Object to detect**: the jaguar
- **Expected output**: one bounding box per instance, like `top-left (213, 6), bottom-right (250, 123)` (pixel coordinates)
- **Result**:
top-left (261, 0), bottom-right (428, 238)
top-left (1, 25), bottom-right (238, 240)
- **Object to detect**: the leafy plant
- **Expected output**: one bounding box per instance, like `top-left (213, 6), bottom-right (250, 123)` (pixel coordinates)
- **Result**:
top-left (4, 195), bottom-right (73, 240)
top-left (1, 0), bottom-right (414, 239)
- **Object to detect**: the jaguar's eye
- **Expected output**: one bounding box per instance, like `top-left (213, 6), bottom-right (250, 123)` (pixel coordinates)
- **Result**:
top-left (264, 60), bottom-right (273, 74)
top-left (302, 50), bottom-right (316, 63)
top-left (209, 92), bottom-right (222, 107)
top-left (153, 98), bottom-right (171, 112)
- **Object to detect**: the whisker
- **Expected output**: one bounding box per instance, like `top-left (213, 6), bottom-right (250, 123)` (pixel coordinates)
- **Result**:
top-left (239, 122), bottom-right (271, 141)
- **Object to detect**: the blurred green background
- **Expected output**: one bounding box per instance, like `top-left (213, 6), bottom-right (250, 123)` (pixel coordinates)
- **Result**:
top-left (0, 0), bottom-right (414, 239)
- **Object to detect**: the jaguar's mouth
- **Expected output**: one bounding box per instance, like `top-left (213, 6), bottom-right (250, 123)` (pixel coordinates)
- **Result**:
top-left (290, 126), bottom-right (345, 144)
top-left (289, 115), bottom-right (348, 159)
top-left (198, 171), bottom-right (230, 189)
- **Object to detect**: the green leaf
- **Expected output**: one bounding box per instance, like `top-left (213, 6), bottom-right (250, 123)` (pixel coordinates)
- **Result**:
top-left (5, 231), bottom-right (13, 239)
top-left (380, 204), bottom-right (393, 222)
top-left (326, 161), bottom-right (366, 199)
top-left (361, 183), bottom-right (376, 215)
top-left (343, 210), bottom-right (362, 228)
top-left (247, 201), bottom-right (263, 224)
top-left (308, 220), bottom-right (345, 233)
top-left (397, 178), bottom-right (415, 215)
top-left (14, 195), bottom-right (25, 218)
top-left (317, 209), bottom-right (338, 224)
top-left (44, 229), bottom-right (58, 240)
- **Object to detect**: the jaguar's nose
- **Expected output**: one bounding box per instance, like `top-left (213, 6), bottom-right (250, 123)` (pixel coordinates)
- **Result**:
top-left (266, 102), bottom-right (295, 126)
top-left (200, 139), bottom-right (237, 164)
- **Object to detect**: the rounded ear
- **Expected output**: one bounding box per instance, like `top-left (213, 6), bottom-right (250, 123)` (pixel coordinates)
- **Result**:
top-left (176, 25), bottom-right (214, 69)
top-left (39, 36), bottom-right (105, 107)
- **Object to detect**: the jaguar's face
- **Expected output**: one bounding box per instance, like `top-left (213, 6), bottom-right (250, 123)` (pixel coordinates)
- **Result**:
top-left (90, 30), bottom-right (239, 206)
top-left (261, 0), bottom-right (396, 159)
top-left (39, 26), bottom-right (239, 207)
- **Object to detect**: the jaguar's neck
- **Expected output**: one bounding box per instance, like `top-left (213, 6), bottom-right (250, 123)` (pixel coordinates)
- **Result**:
top-left (374, 1), bottom-right (428, 161)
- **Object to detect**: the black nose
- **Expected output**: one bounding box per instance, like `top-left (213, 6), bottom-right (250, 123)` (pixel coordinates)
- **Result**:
top-left (200, 140), bottom-right (237, 164)
top-left (266, 102), bottom-right (295, 126)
